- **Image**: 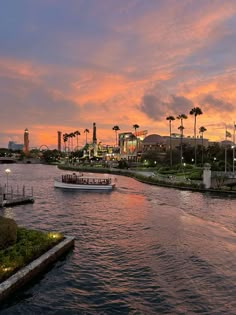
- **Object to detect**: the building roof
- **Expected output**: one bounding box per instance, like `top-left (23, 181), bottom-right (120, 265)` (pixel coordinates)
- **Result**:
top-left (143, 134), bottom-right (164, 144)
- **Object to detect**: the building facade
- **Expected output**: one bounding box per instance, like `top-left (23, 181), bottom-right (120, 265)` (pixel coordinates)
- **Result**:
top-left (8, 141), bottom-right (23, 151)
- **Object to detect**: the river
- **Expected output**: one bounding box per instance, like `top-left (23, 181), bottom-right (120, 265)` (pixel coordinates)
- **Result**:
top-left (0, 164), bottom-right (235, 314)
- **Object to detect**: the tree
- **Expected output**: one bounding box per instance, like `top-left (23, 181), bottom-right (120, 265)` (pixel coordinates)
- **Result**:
top-left (178, 125), bottom-right (185, 165)
top-left (74, 131), bottom-right (81, 151)
top-left (190, 107), bottom-right (203, 165)
top-left (68, 132), bottom-right (75, 151)
top-left (112, 125), bottom-right (120, 146)
top-left (84, 129), bottom-right (89, 144)
top-left (133, 124), bottom-right (140, 135)
top-left (177, 114), bottom-right (187, 165)
top-left (199, 126), bottom-right (207, 166)
top-left (166, 116), bottom-right (175, 167)
top-left (63, 133), bottom-right (69, 152)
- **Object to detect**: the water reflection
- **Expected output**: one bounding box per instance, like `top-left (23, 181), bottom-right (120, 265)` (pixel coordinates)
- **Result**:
top-left (0, 207), bottom-right (14, 219)
top-left (0, 164), bottom-right (235, 314)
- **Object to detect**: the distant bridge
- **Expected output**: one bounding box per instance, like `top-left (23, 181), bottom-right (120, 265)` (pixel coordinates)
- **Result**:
top-left (0, 157), bottom-right (18, 164)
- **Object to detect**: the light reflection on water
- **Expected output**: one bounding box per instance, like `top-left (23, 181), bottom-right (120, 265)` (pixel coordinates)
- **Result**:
top-left (0, 164), bottom-right (235, 314)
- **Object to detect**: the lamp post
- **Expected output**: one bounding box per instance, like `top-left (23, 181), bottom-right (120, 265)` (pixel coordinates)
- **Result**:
top-left (232, 146), bottom-right (235, 173)
top-left (183, 162), bottom-right (186, 179)
top-left (5, 168), bottom-right (11, 194)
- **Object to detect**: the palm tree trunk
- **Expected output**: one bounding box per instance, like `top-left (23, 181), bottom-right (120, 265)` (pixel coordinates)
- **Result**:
top-left (132, 139), bottom-right (133, 161)
top-left (201, 135), bottom-right (204, 166)
top-left (194, 116), bottom-right (197, 166)
top-left (169, 122), bottom-right (172, 167)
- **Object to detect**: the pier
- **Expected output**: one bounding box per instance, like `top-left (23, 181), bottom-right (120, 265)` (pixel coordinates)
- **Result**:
top-left (0, 185), bottom-right (34, 207)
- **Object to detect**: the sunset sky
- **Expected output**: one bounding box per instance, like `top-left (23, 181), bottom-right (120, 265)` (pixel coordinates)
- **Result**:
top-left (1, 0), bottom-right (236, 149)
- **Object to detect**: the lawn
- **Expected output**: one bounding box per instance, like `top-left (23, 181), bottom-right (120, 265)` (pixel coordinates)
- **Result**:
top-left (0, 227), bottom-right (64, 283)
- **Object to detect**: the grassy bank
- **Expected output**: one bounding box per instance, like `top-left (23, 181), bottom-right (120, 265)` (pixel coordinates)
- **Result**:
top-left (0, 227), bottom-right (63, 283)
top-left (58, 164), bottom-right (236, 194)
top-left (58, 164), bottom-right (203, 189)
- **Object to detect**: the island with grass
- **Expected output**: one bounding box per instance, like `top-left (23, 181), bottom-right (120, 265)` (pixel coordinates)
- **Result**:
top-left (0, 216), bottom-right (75, 302)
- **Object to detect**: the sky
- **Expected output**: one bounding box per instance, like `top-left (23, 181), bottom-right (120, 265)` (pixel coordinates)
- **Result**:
top-left (1, 0), bottom-right (236, 149)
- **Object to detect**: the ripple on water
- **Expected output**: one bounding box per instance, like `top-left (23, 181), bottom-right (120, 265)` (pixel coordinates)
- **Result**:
top-left (0, 164), bottom-right (235, 314)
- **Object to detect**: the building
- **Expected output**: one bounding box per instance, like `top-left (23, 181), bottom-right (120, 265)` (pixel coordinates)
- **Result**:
top-left (164, 134), bottom-right (209, 150)
top-left (142, 134), bottom-right (165, 152)
top-left (8, 141), bottom-right (23, 151)
top-left (119, 130), bottom-right (148, 161)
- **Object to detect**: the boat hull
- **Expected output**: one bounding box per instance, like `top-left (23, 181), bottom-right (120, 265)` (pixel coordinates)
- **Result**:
top-left (54, 180), bottom-right (115, 190)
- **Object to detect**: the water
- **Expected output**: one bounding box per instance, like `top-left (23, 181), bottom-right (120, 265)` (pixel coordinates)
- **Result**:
top-left (0, 164), bottom-right (235, 314)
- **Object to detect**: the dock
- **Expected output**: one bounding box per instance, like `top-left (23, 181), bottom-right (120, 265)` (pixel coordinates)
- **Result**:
top-left (0, 185), bottom-right (34, 207)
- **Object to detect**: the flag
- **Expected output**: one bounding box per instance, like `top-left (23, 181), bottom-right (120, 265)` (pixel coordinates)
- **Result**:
top-left (226, 130), bottom-right (232, 138)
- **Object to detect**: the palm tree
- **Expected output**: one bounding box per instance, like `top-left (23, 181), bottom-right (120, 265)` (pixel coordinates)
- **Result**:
top-left (132, 124), bottom-right (140, 161)
top-left (177, 114), bottom-right (188, 165)
top-left (190, 107), bottom-right (203, 166)
top-left (84, 129), bottom-right (89, 144)
top-left (178, 125), bottom-right (185, 165)
top-left (74, 130), bottom-right (81, 151)
top-left (133, 124), bottom-right (140, 135)
top-left (63, 133), bottom-right (68, 152)
top-left (112, 125), bottom-right (120, 146)
top-left (69, 132), bottom-right (75, 151)
top-left (199, 126), bottom-right (207, 166)
top-left (166, 116), bottom-right (175, 167)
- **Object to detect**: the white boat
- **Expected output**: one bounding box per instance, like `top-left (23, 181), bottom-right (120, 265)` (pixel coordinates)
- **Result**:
top-left (54, 173), bottom-right (116, 191)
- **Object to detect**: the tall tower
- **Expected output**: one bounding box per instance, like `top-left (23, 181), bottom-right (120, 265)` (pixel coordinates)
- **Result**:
top-left (57, 131), bottom-right (62, 152)
top-left (23, 128), bottom-right (29, 155)
top-left (92, 122), bottom-right (98, 157)
top-left (93, 122), bottom-right (97, 144)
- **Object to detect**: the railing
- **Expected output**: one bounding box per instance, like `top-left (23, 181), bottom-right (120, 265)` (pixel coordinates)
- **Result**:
top-left (0, 185), bottom-right (33, 203)
top-left (151, 173), bottom-right (194, 184)
top-left (212, 171), bottom-right (236, 179)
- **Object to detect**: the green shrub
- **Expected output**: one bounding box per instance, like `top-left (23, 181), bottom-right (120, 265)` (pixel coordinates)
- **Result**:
top-left (0, 227), bottom-right (64, 283)
top-left (188, 170), bottom-right (203, 180)
top-left (0, 217), bottom-right (17, 250)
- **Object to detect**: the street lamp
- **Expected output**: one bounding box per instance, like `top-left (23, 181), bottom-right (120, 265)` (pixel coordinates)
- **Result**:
top-left (5, 168), bottom-right (11, 194)
top-left (232, 146), bottom-right (235, 173)
top-left (183, 163), bottom-right (186, 179)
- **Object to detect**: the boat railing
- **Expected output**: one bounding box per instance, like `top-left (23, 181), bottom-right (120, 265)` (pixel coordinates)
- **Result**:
top-left (61, 174), bottom-right (112, 185)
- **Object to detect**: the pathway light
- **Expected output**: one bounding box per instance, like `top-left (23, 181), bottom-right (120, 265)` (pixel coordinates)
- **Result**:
top-left (5, 168), bottom-right (11, 193)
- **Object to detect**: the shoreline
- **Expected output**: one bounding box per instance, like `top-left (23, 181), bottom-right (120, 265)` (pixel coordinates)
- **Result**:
top-left (0, 235), bottom-right (75, 303)
top-left (57, 165), bottom-right (236, 196)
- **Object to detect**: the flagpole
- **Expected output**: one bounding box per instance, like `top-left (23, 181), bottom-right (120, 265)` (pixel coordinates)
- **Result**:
top-left (234, 121), bottom-right (235, 145)
top-left (233, 121), bottom-right (235, 173)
